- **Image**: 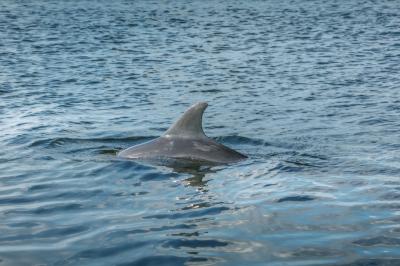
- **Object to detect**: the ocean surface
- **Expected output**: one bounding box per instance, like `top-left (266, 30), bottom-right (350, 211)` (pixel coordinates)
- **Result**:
top-left (1, 0), bottom-right (400, 265)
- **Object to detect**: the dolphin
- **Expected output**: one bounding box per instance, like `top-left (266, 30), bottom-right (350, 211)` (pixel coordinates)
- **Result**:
top-left (117, 102), bottom-right (247, 165)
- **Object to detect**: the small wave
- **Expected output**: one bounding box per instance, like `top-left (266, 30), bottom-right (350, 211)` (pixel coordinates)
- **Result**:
top-left (27, 183), bottom-right (57, 192)
top-left (29, 136), bottom-right (155, 148)
top-left (162, 239), bottom-right (228, 249)
top-left (215, 135), bottom-right (268, 146)
top-left (189, 89), bottom-right (224, 93)
top-left (97, 149), bottom-right (120, 155)
top-left (117, 255), bottom-right (208, 266)
top-left (358, 118), bottom-right (392, 126)
top-left (341, 259), bottom-right (400, 266)
top-left (283, 160), bottom-right (320, 168)
top-left (5, 203), bottom-right (84, 215)
top-left (0, 225), bottom-right (89, 242)
top-left (268, 161), bottom-right (308, 173)
top-left (74, 241), bottom-right (149, 259)
top-left (353, 236), bottom-right (400, 247)
top-left (144, 206), bottom-right (230, 220)
top-left (277, 195), bottom-right (315, 203)
top-left (33, 203), bottom-right (84, 215)
top-left (106, 224), bottom-right (197, 239)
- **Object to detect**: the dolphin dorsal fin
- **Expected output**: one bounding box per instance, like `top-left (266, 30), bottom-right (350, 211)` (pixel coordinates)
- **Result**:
top-left (164, 102), bottom-right (208, 139)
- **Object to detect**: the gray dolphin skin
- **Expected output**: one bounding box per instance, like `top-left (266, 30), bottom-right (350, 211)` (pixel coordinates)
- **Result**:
top-left (117, 102), bottom-right (247, 165)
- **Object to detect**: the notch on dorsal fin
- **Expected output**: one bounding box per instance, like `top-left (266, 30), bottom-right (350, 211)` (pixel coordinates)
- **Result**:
top-left (164, 102), bottom-right (208, 139)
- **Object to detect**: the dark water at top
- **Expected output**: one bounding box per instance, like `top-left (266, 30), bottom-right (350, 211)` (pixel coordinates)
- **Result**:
top-left (1, 0), bottom-right (400, 265)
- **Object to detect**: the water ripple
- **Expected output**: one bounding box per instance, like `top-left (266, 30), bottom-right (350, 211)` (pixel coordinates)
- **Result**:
top-left (1, 0), bottom-right (400, 265)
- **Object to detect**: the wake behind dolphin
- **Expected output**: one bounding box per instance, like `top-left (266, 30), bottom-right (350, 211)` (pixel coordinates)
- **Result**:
top-left (118, 102), bottom-right (247, 165)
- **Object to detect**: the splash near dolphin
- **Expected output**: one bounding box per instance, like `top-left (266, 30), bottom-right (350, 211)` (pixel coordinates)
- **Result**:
top-left (118, 102), bottom-right (247, 165)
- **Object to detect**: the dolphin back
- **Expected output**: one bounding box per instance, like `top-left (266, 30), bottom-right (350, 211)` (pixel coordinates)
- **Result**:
top-left (118, 136), bottom-right (247, 165)
top-left (118, 102), bottom-right (247, 165)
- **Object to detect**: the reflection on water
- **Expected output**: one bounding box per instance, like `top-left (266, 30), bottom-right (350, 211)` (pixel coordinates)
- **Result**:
top-left (175, 165), bottom-right (215, 188)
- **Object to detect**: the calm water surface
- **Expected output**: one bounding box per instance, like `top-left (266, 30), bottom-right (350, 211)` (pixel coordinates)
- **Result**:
top-left (1, 0), bottom-right (400, 265)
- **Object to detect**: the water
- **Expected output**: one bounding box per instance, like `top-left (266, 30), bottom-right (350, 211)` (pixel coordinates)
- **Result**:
top-left (1, 0), bottom-right (400, 265)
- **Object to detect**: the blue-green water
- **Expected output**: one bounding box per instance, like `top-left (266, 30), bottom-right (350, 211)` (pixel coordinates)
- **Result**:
top-left (1, 0), bottom-right (400, 265)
